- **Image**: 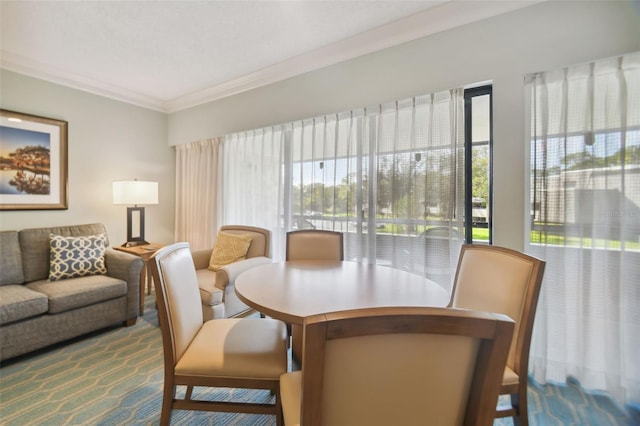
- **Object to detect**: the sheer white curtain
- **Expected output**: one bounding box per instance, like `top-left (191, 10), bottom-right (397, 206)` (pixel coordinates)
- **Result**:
top-left (526, 52), bottom-right (640, 408)
top-left (219, 127), bottom-right (286, 258)
top-left (220, 90), bottom-right (465, 288)
top-left (174, 138), bottom-right (220, 249)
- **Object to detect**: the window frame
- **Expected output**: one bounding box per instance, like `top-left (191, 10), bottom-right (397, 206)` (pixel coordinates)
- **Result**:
top-left (464, 85), bottom-right (493, 244)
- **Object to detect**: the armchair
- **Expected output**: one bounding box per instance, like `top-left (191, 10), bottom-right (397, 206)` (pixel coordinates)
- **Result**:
top-left (191, 225), bottom-right (272, 320)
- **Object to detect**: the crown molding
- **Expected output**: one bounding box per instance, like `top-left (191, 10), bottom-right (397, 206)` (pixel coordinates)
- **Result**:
top-left (2, 1), bottom-right (543, 114)
top-left (1, 51), bottom-right (167, 112)
top-left (166, 0), bottom-right (543, 113)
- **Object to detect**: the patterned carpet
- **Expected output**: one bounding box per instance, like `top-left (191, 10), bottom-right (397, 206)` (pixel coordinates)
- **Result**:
top-left (1, 295), bottom-right (638, 426)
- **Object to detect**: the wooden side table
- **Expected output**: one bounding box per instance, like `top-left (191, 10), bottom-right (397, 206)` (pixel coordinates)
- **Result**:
top-left (114, 243), bottom-right (164, 315)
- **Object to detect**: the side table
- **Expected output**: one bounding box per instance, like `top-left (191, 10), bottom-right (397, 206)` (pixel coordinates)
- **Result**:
top-left (114, 243), bottom-right (164, 315)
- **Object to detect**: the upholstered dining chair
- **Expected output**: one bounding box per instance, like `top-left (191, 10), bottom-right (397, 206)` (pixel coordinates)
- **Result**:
top-left (285, 229), bottom-right (344, 261)
top-left (285, 229), bottom-right (344, 367)
top-left (149, 242), bottom-right (288, 426)
top-left (279, 306), bottom-right (515, 426)
top-left (448, 244), bottom-right (545, 426)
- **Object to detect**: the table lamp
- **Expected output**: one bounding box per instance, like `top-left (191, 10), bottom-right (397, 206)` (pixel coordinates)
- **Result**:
top-left (113, 179), bottom-right (158, 247)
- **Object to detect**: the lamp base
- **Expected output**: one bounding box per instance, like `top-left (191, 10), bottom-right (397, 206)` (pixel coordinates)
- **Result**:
top-left (122, 240), bottom-right (150, 248)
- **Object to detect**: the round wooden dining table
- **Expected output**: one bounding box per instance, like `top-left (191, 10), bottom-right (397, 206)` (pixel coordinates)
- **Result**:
top-left (235, 260), bottom-right (451, 325)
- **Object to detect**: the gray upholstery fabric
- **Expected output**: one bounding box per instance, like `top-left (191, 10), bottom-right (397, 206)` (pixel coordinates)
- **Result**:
top-left (0, 297), bottom-right (127, 361)
top-left (0, 223), bottom-right (142, 362)
top-left (104, 249), bottom-right (144, 320)
top-left (0, 231), bottom-right (24, 286)
top-left (26, 275), bottom-right (126, 314)
top-left (0, 285), bottom-right (48, 324)
top-left (19, 223), bottom-right (108, 283)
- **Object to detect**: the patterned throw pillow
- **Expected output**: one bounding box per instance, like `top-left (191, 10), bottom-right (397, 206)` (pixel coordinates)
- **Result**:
top-left (208, 232), bottom-right (253, 271)
top-left (49, 234), bottom-right (108, 281)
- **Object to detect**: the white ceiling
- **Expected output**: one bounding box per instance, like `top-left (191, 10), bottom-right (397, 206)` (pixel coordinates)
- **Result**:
top-left (0, 1), bottom-right (540, 113)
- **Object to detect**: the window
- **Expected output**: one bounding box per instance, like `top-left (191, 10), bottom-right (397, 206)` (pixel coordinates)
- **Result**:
top-left (525, 52), bottom-right (639, 408)
top-left (464, 85), bottom-right (492, 244)
top-left (221, 85), bottom-right (493, 292)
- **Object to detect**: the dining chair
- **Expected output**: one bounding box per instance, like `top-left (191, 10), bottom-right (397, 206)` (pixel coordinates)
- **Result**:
top-left (149, 242), bottom-right (288, 426)
top-left (422, 226), bottom-right (464, 288)
top-left (285, 229), bottom-right (344, 261)
top-left (279, 306), bottom-right (515, 426)
top-left (448, 244), bottom-right (545, 426)
top-left (285, 229), bottom-right (344, 367)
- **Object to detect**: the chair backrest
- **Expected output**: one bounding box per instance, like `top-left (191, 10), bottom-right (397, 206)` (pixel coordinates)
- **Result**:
top-left (422, 226), bottom-right (464, 289)
top-left (285, 230), bottom-right (344, 261)
top-left (299, 307), bottom-right (514, 426)
top-left (150, 242), bottom-right (204, 368)
top-left (448, 244), bottom-right (545, 377)
top-left (220, 225), bottom-right (271, 258)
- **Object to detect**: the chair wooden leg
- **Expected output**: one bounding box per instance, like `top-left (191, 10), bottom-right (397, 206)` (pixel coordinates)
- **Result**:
top-left (160, 382), bottom-right (176, 426)
top-left (185, 385), bottom-right (194, 400)
top-left (274, 381), bottom-right (284, 426)
top-left (511, 391), bottom-right (527, 426)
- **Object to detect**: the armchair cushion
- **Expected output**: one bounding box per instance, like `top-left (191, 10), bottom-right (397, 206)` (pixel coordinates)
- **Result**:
top-left (208, 232), bottom-right (253, 271)
top-left (197, 256), bottom-right (272, 319)
top-left (219, 256), bottom-right (272, 288)
top-left (196, 269), bottom-right (225, 305)
top-left (198, 257), bottom-right (271, 302)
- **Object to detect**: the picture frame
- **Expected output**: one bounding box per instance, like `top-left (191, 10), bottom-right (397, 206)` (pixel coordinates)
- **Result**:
top-left (0, 109), bottom-right (68, 210)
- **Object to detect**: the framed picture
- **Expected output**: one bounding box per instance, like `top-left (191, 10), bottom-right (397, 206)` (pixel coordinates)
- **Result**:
top-left (0, 110), bottom-right (68, 210)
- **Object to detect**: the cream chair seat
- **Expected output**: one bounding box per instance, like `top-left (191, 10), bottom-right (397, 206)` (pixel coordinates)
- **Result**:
top-left (280, 306), bottom-right (515, 426)
top-left (150, 242), bottom-right (288, 426)
top-left (191, 225), bottom-right (272, 320)
top-left (449, 244), bottom-right (545, 426)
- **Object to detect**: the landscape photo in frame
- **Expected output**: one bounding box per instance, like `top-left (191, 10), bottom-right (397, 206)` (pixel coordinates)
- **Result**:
top-left (0, 110), bottom-right (68, 210)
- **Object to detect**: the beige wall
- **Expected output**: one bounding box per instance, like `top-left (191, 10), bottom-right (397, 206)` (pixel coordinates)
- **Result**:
top-left (0, 71), bottom-right (175, 246)
top-left (168, 1), bottom-right (640, 250)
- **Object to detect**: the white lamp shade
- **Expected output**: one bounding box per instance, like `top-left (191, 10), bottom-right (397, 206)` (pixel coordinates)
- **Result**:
top-left (113, 180), bottom-right (158, 205)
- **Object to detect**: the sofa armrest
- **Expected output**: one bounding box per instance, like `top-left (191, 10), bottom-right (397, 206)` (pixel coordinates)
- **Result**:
top-left (104, 248), bottom-right (144, 319)
top-left (215, 256), bottom-right (272, 291)
top-left (191, 248), bottom-right (213, 270)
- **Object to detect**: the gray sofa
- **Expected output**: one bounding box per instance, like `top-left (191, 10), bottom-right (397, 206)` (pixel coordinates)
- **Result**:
top-left (0, 223), bottom-right (143, 362)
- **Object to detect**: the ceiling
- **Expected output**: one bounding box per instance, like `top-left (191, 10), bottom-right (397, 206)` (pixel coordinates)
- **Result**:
top-left (0, 1), bottom-right (540, 113)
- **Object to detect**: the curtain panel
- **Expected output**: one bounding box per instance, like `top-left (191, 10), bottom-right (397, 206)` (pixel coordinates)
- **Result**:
top-left (174, 138), bottom-right (220, 249)
top-left (219, 90), bottom-right (465, 292)
top-left (219, 127), bottom-right (287, 258)
top-left (526, 52), bottom-right (640, 408)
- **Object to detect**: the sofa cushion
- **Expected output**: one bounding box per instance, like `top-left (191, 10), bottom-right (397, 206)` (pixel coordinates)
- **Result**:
top-left (48, 233), bottom-right (107, 281)
top-left (19, 224), bottom-right (109, 282)
top-left (26, 275), bottom-right (126, 314)
top-left (0, 285), bottom-right (48, 325)
top-left (0, 231), bottom-right (24, 285)
top-left (208, 232), bottom-right (253, 271)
